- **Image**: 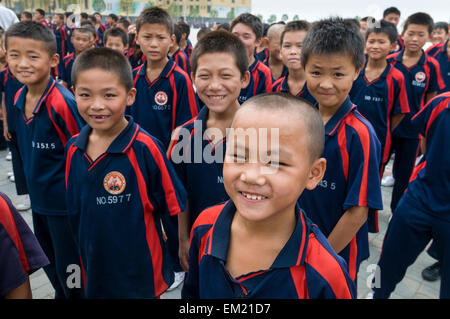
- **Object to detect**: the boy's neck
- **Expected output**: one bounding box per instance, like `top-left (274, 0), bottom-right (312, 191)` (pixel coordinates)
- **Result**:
top-left (318, 100), bottom-right (345, 125)
top-left (27, 75), bottom-right (51, 97)
top-left (404, 48), bottom-right (423, 59)
top-left (248, 54), bottom-right (255, 66)
top-left (233, 204), bottom-right (297, 242)
top-left (288, 67), bottom-right (306, 82)
top-left (366, 57), bottom-right (388, 70)
top-left (268, 55), bottom-right (283, 66)
top-left (147, 56), bottom-right (169, 71)
top-left (179, 39), bottom-right (187, 50)
top-left (207, 101), bottom-right (240, 125)
top-left (169, 44), bottom-right (179, 55)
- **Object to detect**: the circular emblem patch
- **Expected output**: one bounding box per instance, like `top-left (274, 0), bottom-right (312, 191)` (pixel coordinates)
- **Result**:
top-left (103, 171), bottom-right (126, 195)
top-left (155, 91), bottom-right (168, 106)
top-left (415, 71), bottom-right (426, 83)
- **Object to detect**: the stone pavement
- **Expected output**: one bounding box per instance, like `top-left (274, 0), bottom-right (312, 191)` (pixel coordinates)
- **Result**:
top-left (0, 149), bottom-right (440, 299)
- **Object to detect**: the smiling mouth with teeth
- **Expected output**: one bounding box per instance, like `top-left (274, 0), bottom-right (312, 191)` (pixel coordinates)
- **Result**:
top-left (240, 191), bottom-right (267, 201)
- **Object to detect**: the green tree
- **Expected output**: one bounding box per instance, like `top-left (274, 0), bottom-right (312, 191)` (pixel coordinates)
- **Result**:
top-left (167, 2), bottom-right (181, 18)
top-left (210, 9), bottom-right (218, 19)
top-left (281, 14), bottom-right (288, 22)
top-left (226, 8), bottom-right (235, 20)
top-left (92, 0), bottom-right (106, 12)
top-left (256, 14), bottom-right (264, 22)
top-left (293, 14), bottom-right (299, 21)
top-left (267, 14), bottom-right (277, 24)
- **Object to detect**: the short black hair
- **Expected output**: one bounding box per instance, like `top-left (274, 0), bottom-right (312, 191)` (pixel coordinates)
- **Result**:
top-left (231, 13), bottom-right (264, 39)
top-left (108, 13), bottom-right (119, 22)
top-left (434, 22), bottom-right (449, 34)
top-left (177, 21), bottom-right (190, 38)
top-left (197, 27), bottom-right (211, 40)
top-left (403, 12), bottom-right (434, 34)
top-left (280, 20), bottom-right (310, 45)
top-left (54, 13), bottom-right (64, 20)
top-left (73, 23), bottom-right (96, 40)
top-left (136, 7), bottom-right (173, 35)
top-left (173, 23), bottom-right (182, 45)
top-left (191, 30), bottom-right (249, 77)
top-left (365, 20), bottom-right (398, 44)
top-left (5, 21), bottom-right (56, 56)
top-left (72, 47), bottom-right (133, 92)
top-left (237, 92), bottom-right (325, 162)
top-left (217, 23), bottom-right (230, 32)
top-left (301, 17), bottom-right (365, 71)
top-left (383, 7), bottom-right (401, 18)
top-left (21, 11), bottom-right (32, 20)
top-left (35, 8), bottom-right (45, 17)
top-left (118, 18), bottom-right (131, 29)
top-left (80, 12), bottom-right (88, 20)
top-left (104, 27), bottom-right (128, 47)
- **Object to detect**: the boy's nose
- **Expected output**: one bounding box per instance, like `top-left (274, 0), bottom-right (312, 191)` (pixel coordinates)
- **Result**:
top-left (240, 163), bottom-right (266, 186)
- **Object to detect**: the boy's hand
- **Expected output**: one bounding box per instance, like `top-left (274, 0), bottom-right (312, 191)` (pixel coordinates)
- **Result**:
top-left (3, 121), bottom-right (10, 141)
top-left (128, 24), bottom-right (136, 35)
top-left (179, 237), bottom-right (190, 272)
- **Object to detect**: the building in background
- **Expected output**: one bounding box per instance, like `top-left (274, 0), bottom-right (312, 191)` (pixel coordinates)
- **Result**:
top-left (7, 0), bottom-right (251, 21)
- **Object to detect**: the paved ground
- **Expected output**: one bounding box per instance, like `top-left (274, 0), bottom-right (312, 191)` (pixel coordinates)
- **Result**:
top-left (0, 149), bottom-right (440, 299)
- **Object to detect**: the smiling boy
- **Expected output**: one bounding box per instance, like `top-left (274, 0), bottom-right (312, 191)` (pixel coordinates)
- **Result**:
top-left (66, 47), bottom-right (187, 298)
top-left (182, 93), bottom-right (355, 299)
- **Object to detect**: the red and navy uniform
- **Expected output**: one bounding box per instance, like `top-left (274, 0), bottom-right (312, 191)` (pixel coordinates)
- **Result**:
top-left (182, 201), bottom-right (356, 299)
top-left (96, 23), bottom-right (106, 47)
top-left (387, 49), bottom-right (445, 211)
top-left (0, 67), bottom-right (27, 195)
top-left (52, 24), bottom-right (68, 76)
top-left (349, 62), bottom-right (410, 171)
top-left (272, 76), bottom-right (317, 105)
top-left (61, 52), bottom-right (75, 91)
top-left (66, 24), bottom-right (76, 54)
top-left (298, 97), bottom-right (383, 283)
top-left (0, 192), bottom-right (49, 297)
top-left (255, 47), bottom-right (269, 62)
top-left (172, 48), bottom-right (191, 76)
top-left (169, 106), bottom-right (229, 229)
top-left (373, 92), bottom-right (450, 299)
top-left (65, 117), bottom-right (187, 298)
top-left (184, 39), bottom-right (193, 61)
top-left (388, 49), bottom-right (445, 139)
top-left (426, 39), bottom-right (450, 93)
top-left (238, 58), bottom-right (273, 104)
top-left (128, 59), bottom-right (199, 149)
top-left (13, 77), bottom-right (84, 298)
top-left (127, 48), bottom-right (145, 70)
top-left (263, 58), bottom-right (288, 81)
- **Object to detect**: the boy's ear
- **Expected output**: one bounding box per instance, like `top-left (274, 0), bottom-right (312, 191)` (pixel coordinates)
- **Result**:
top-left (390, 41), bottom-right (397, 52)
top-left (262, 37), bottom-right (269, 48)
top-left (305, 158), bottom-right (326, 190)
top-left (50, 53), bottom-right (60, 69)
top-left (255, 37), bottom-right (263, 49)
top-left (126, 88), bottom-right (137, 106)
top-left (241, 70), bottom-right (251, 88)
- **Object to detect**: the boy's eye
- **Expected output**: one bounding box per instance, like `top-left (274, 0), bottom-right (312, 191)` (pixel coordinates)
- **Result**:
top-left (78, 93), bottom-right (90, 98)
top-left (335, 73), bottom-right (345, 78)
top-left (105, 93), bottom-right (116, 98)
top-left (310, 71), bottom-right (321, 76)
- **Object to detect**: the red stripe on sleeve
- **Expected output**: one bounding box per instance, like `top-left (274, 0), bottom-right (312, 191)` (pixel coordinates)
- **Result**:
top-left (126, 147), bottom-right (168, 296)
top-left (179, 69), bottom-right (199, 118)
top-left (0, 196), bottom-right (30, 272)
top-left (169, 74), bottom-right (178, 132)
top-left (429, 56), bottom-right (446, 91)
top-left (337, 124), bottom-right (349, 181)
top-left (136, 133), bottom-right (183, 216)
top-left (425, 97), bottom-right (450, 137)
top-left (305, 234), bottom-right (353, 299)
top-left (65, 143), bottom-right (78, 188)
top-left (348, 237), bottom-right (357, 281)
top-left (346, 115), bottom-right (372, 206)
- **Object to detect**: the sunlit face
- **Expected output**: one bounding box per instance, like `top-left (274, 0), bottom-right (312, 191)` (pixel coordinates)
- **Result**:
top-left (384, 13), bottom-right (400, 27)
top-left (137, 23), bottom-right (174, 63)
top-left (74, 68), bottom-right (136, 135)
top-left (232, 23), bottom-right (261, 59)
top-left (305, 53), bottom-right (360, 110)
top-left (105, 36), bottom-right (127, 54)
top-left (6, 37), bottom-right (58, 86)
top-left (402, 24), bottom-right (430, 53)
top-left (223, 107), bottom-right (324, 224)
top-left (280, 30), bottom-right (308, 70)
top-left (193, 52), bottom-right (249, 115)
top-left (365, 32), bottom-right (396, 60)
top-left (431, 28), bottom-right (448, 45)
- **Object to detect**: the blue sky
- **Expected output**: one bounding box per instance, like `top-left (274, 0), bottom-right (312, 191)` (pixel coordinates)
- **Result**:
top-left (251, 0), bottom-right (449, 24)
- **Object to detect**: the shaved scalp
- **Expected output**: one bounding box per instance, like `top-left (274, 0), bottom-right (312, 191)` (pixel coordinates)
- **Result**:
top-left (267, 23), bottom-right (285, 41)
top-left (233, 92), bottom-right (325, 162)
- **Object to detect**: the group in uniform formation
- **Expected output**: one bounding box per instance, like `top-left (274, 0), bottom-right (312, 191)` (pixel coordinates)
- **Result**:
top-left (0, 4), bottom-right (449, 299)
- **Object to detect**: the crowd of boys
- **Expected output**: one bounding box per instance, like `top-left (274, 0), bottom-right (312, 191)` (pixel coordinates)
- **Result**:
top-left (0, 4), bottom-right (449, 300)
